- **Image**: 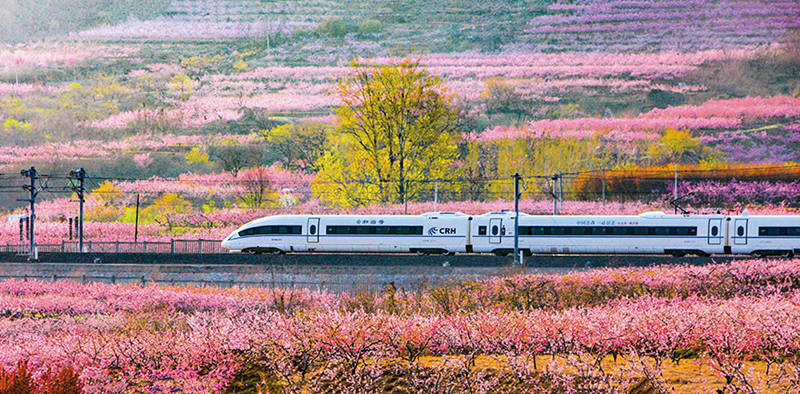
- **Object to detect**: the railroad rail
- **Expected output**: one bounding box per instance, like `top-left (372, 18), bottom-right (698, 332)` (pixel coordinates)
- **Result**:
top-left (0, 252), bottom-right (755, 267)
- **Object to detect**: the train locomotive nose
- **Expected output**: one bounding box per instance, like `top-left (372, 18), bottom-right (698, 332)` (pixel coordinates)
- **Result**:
top-left (221, 233), bottom-right (235, 249)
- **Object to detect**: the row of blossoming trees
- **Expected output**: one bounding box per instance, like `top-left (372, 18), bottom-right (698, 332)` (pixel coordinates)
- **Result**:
top-left (2, 39), bottom-right (800, 243)
top-left (2, 259), bottom-right (800, 391)
top-left (2, 88), bottom-right (800, 242)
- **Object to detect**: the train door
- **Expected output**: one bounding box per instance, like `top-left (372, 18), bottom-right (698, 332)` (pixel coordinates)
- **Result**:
top-left (734, 219), bottom-right (748, 245)
top-left (307, 218), bottom-right (319, 243)
top-left (707, 218), bottom-right (722, 245)
top-left (489, 218), bottom-right (502, 244)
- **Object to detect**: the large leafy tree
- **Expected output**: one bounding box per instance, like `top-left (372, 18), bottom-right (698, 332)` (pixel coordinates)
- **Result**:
top-left (313, 59), bottom-right (460, 207)
top-left (646, 128), bottom-right (721, 165)
top-left (263, 122), bottom-right (329, 172)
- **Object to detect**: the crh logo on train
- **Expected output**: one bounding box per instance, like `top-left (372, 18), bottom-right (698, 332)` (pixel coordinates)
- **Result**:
top-left (428, 227), bottom-right (457, 235)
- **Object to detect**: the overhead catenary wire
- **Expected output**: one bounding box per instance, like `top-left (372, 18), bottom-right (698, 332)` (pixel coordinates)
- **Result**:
top-left (0, 162), bottom-right (798, 199)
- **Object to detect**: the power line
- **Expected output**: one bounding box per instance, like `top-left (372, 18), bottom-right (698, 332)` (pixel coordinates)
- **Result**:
top-left (0, 164), bottom-right (798, 190)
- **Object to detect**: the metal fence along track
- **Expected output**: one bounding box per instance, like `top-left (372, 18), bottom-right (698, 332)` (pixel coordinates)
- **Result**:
top-left (0, 239), bottom-right (225, 254)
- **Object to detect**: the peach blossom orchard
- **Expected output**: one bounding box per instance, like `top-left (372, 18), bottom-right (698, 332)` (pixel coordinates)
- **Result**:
top-left (3, 259), bottom-right (800, 391)
top-left (1, 0), bottom-right (800, 390)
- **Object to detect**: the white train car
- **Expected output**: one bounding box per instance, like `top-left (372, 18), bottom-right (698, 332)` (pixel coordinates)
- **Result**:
top-left (221, 212), bottom-right (471, 254)
top-left (222, 211), bottom-right (800, 257)
top-left (471, 211), bottom-right (728, 256)
top-left (729, 212), bottom-right (799, 257)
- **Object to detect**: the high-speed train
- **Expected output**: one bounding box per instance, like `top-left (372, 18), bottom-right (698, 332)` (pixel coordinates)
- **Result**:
top-left (221, 211), bottom-right (800, 257)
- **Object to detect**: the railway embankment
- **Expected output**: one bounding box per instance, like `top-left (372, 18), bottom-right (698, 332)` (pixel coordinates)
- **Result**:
top-left (0, 252), bottom-right (748, 266)
top-left (0, 253), bottom-right (752, 291)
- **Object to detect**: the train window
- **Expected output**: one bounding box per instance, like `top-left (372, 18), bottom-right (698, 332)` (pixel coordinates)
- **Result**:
top-left (672, 227), bottom-right (696, 236)
top-left (737, 226), bottom-right (745, 237)
top-left (309, 225), bottom-right (317, 235)
top-left (570, 227), bottom-right (588, 235)
top-left (491, 225), bottom-right (499, 236)
top-left (501, 227), bottom-right (506, 235)
top-left (711, 226), bottom-right (718, 236)
top-left (478, 226), bottom-right (487, 235)
top-left (398, 226), bottom-right (421, 235)
top-left (519, 227), bottom-right (544, 235)
top-left (509, 225), bottom-right (699, 237)
top-left (758, 227), bottom-right (800, 237)
top-left (238, 225), bottom-right (301, 237)
top-left (325, 225), bottom-right (423, 235)
top-left (612, 227), bottom-right (627, 235)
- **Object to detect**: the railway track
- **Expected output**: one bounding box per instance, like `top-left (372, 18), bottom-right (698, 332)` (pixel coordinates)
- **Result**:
top-left (0, 252), bottom-right (756, 267)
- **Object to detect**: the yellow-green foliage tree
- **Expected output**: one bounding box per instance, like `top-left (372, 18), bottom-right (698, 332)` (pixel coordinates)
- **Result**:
top-left (141, 193), bottom-right (193, 234)
top-left (167, 73), bottom-right (194, 101)
top-left (86, 181), bottom-right (124, 222)
top-left (482, 77), bottom-right (527, 120)
top-left (484, 136), bottom-right (632, 199)
top-left (313, 59), bottom-right (460, 207)
top-left (185, 147), bottom-right (214, 171)
top-left (263, 122), bottom-right (329, 172)
top-left (646, 128), bottom-right (721, 165)
top-left (457, 136), bottom-right (493, 200)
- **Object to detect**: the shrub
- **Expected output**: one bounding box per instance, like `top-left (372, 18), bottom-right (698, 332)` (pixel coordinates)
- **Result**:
top-left (358, 19), bottom-right (382, 35)
top-left (0, 360), bottom-right (33, 394)
top-left (317, 17), bottom-right (353, 38)
top-left (645, 129), bottom-right (721, 165)
top-left (646, 89), bottom-right (685, 109)
top-left (38, 366), bottom-right (82, 394)
top-left (0, 360), bottom-right (83, 394)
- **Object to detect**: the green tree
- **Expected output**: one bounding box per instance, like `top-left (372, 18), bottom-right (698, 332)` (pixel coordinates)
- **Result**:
top-left (646, 129), bottom-right (721, 165)
top-left (263, 122), bottom-right (329, 172)
top-left (208, 139), bottom-right (266, 175)
top-left (313, 59), bottom-right (460, 207)
top-left (141, 193), bottom-right (193, 234)
top-left (86, 181), bottom-right (124, 222)
top-left (317, 17), bottom-right (351, 37)
top-left (185, 147), bottom-right (212, 166)
top-left (482, 77), bottom-right (528, 120)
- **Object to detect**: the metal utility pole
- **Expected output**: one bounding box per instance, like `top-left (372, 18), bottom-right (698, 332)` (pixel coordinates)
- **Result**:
top-left (433, 180), bottom-right (439, 212)
top-left (674, 163), bottom-right (679, 214)
top-left (513, 173), bottom-right (521, 265)
top-left (69, 168), bottom-right (86, 252)
top-left (601, 169), bottom-right (606, 203)
top-left (404, 180), bottom-right (409, 215)
top-left (551, 173), bottom-right (560, 215)
top-left (674, 163), bottom-right (678, 199)
top-left (134, 193), bottom-right (140, 243)
top-left (19, 167), bottom-right (41, 260)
